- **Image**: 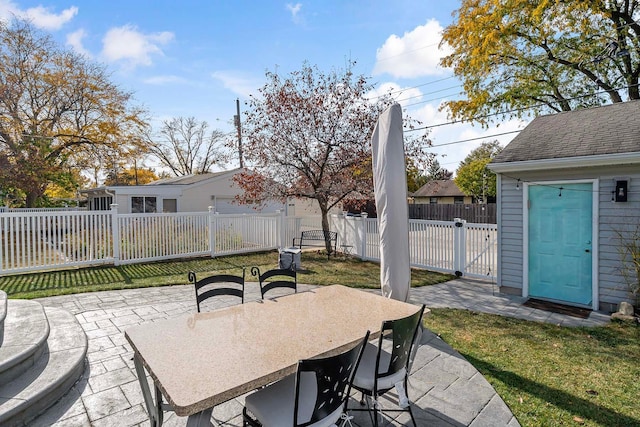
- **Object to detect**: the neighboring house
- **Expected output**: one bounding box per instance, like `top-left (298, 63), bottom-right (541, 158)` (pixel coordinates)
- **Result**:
top-left (411, 180), bottom-right (473, 204)
top-left (81, 168), bottom-right (285, 214)
top-left (489, 101), bottom-right (640, 313)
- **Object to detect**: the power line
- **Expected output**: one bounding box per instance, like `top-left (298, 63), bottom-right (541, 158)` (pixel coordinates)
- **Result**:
top-left (368, 76), bottom-right (457, 100)
top-left (406, 83), bottom-right (640, 132)
top-left (382, 76), bottom-right (456, 93)
top-left (435, 159), bottom-right (461, 167)
top-left (403, 92), bottom-right (462, 108)
top-left (371, 45), bottom-right (638, 118)
top-left (428, 130), bottom-right (522, 148)
top-left (392, 84), bottom-right (462, 103)
top-left (370, 21), bottom-right (637, 105)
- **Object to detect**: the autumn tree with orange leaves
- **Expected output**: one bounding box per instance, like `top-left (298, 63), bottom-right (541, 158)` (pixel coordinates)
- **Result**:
top-left (236, 61), bottom-right (430, 255)
top-left (0, 19), bottom-right (149, 207)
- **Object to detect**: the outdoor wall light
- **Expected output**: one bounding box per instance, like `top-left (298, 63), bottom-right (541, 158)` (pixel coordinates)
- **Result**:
top-left (615, 180), bottom-right (628, 202)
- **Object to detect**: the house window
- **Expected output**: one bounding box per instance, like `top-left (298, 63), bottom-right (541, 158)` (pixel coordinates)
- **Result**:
top-left (132, 196), bottom-right (157, 213)
top-left (163, 199), bottom-right (177, 213)
top-left (454, 196), bottom-right (464, 205)
top-left (429, 197), bottom-right (438, 205)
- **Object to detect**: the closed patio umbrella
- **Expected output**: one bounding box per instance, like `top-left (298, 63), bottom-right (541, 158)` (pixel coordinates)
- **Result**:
top-left (371, 103), bottom-right (410, 302)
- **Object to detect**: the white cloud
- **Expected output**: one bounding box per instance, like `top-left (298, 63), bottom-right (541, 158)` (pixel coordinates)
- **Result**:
top-left (66, 28), bottom-right (91, 57)
top-left (24, 5), bottom-right (77, 30)
top-left (0, 1), bottom-right (77, 30)
top-left (0, 0), bottom-right (17, 21)
top-left (101, 25), bottom-right (173, 69)
top-left (286, 3), bottom-right (303, 24)
top-left (373, 19), bottom-right (452, 78)
top-left (212, 71), bottom-right (261, 98)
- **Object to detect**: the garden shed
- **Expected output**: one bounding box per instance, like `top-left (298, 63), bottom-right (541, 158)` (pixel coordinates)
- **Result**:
top-left (82, 168), bottom-right (285, 214)
top-left (412, 180), bottom-right (473, 204)
top-left (489, 101), bottom-right (640, 313)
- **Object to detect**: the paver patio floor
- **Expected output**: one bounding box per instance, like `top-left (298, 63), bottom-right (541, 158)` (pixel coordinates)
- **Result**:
top-left (31, 278), bottom-right (609, 426)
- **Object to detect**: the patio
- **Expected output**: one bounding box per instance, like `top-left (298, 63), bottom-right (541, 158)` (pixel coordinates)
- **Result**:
top-left (28, 279), bottom-right (609, 426)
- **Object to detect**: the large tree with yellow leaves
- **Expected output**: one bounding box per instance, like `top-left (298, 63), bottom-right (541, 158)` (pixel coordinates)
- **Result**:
top-left (0, 20), bottom-right (149, 207)
top-left (440, 0), bottom-right (640, 125)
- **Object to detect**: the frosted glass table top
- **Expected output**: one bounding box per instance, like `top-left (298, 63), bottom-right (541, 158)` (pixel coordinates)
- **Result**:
top-left (125, 285), bottom-right (424, 417)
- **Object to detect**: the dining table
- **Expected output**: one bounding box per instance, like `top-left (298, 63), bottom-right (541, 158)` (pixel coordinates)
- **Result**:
top-left (125, 284), bottom-right (426, 426)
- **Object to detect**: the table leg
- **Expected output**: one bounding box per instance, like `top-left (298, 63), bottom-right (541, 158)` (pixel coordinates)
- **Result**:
top-left (186, 408), bottom-right (213, 427)
top-left (134, 353), bottom-right (164, 427)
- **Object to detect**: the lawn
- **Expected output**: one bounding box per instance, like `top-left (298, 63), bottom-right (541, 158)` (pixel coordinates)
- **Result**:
top-left (0, 250), bottom-right (453, 299)
top-left (2, 251), bottom-right (638, 426)
top-left (424, 309), bottom-right (640, 427)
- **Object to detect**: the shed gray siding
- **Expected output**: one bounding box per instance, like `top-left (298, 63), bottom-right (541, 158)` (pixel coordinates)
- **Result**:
top-left (496, 164), bottom-right (639, 312)
top-left (496, 175), bottom-right (524, 292)
top-left (597, 171), bottom-right (640, 310)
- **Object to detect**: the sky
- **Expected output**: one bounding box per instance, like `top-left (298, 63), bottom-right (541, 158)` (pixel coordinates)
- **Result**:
top-left (0, 0), bottom-right (527, 176)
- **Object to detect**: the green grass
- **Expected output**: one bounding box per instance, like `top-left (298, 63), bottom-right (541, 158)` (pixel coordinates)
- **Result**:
top-left (424, 309), bottom-right (640, 427)
top-left (0, 250), bottom-right (454, 299)
top-left (3, 252), bottom-right (639, 427)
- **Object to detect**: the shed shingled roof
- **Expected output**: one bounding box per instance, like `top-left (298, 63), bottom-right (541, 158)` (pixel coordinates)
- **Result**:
top-left (412, 180), bottom-right (465, 197)
top-left (145, 169), bottom-right (240, 186)
top-left (492, 100), bottom-right (640, 164)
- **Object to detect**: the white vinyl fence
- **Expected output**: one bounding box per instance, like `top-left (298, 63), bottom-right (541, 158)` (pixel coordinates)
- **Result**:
top-left (0, 206), bottom-right (285, 274)
top-left (0, 209), bottom-right (113, 273)
top-left (0, 207), bottom-right (86, 212)
top-left (338, 216), bottom-right (497, 280)
top-left (1, 207), bottom-right (496, 279)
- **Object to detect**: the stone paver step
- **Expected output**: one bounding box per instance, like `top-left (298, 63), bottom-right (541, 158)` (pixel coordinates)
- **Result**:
top-left (0, 300), bottom-right (49, 385)
top-left (0, 306), bottom-right (87, 427)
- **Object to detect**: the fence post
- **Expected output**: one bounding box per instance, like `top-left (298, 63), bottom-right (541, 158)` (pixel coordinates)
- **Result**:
top-left (110, 204), bottom-right (120, 266)
top-left (208, 206), bottom-right (216, 257)
top-left (359, 213), bottom-right (369, 260)
top-left (453, 218), bottom-right (466, 276)
top-left (338, 212), bottom-right (347, 250)
top-left (277, 210), bottom-right (285, 249)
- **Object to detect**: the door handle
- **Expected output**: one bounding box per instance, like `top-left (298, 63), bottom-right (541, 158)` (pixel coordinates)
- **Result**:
top-left (585, 249), bottom-right (590, 253)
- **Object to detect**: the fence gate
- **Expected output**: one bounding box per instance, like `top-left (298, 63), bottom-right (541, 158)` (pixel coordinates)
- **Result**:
top-left (337, 216), bottom-right (497, 280)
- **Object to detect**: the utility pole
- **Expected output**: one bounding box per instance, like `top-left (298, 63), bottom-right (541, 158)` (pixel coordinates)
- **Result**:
top-left (234, 99), bottom-right (244, 168)
top-left (482, 172), bottom-right (486, 204)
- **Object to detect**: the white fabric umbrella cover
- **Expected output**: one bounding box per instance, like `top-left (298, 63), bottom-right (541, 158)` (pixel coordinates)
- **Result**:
top-left (371, 103), bottom-right (410, 302)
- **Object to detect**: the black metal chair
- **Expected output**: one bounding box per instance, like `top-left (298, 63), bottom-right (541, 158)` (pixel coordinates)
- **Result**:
top-left (251, 266), bottom-right (297, 299)
top-left (348, 305), bottom-right (426, 427)
top-left (243, 331), bottom-right (370, 427)
top-left (188, 270), bottom-right (245, 312)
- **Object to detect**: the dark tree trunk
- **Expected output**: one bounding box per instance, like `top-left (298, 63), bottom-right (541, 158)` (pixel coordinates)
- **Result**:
top-left (318, 199), bottom-right (333, 256)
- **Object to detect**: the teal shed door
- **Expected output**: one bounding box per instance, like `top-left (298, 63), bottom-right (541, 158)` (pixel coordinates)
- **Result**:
top-left (528, 183), bottom-right (593, 306)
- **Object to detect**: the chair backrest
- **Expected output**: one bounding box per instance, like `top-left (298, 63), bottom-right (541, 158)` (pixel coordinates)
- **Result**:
top-left (189, 270), bottom-right (245, 312)
top-left (250, 266), bottom-right (297, 299)
top-left (294, 331), bottom-right (370, 427)
top-left (376, 305), bottom-right (425, 380)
